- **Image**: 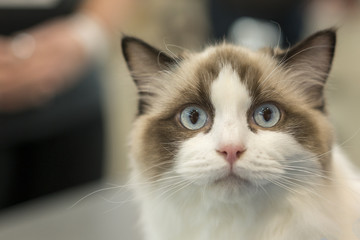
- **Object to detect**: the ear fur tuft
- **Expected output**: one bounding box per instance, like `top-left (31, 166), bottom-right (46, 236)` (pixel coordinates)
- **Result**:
top-left (276, 29), bottom-right (336, 111)
top-left (121, 37), bottom-right (180, 115)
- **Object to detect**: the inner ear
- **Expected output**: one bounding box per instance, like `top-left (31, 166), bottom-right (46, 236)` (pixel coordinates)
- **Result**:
top-left (276, 29), bottom-right (336, 111)
top-left (277, 29), bottom-right (336, 83)
top-left (122, 37), bottom-right (178, 82)
top-left (121, 37), bottom-right (181, 115)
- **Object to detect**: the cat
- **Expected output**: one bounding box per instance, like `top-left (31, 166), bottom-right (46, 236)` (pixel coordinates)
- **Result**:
top-left (121, 29), bottom-right (360, 240)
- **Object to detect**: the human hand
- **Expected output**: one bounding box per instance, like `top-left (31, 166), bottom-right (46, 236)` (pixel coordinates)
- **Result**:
top-left (0, 18), bottom-right (91, 112)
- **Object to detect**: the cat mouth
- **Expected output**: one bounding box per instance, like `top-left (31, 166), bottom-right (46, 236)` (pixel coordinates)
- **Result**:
top-left (213, 173), bottom-right (249, 186)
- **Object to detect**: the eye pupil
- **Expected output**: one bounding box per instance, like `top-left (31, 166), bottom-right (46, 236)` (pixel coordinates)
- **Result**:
top-left (253, 103), bottom-right (281, 128)
top-left (189, 110), bottom-right (199, 124)
top-left (262, 107), bottom-right (272, 122)
top-left (180, 106), bottom-right (208, 130)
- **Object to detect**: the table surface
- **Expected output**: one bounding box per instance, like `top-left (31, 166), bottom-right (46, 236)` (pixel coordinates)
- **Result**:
top-left (0, 181), bottom-right (142, 240)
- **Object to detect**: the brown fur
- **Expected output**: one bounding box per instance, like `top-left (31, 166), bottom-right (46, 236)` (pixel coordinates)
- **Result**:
top-left (123, 29), bottom-right (336, 178)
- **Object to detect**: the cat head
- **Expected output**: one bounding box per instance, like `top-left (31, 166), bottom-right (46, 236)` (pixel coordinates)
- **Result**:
top-left (122, 30), bottom-right (336, 202)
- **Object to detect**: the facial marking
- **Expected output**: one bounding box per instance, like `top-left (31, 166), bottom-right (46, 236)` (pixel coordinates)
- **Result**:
top-left (210, 65), bottom-right (252, 148)
top-left (171, 51), bottom-right (327, 202)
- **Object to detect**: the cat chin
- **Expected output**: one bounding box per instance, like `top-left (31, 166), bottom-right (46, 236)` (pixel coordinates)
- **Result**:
top-left (205, 174), bottom-right (260, 203)
top-left (213, 174), bottom-right (249, 186)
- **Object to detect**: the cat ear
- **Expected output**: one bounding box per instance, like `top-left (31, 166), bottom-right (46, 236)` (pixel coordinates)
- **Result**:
top-left (121, 37), bottom-right (179, 114)
top-left (277, 29), bottom-right (336, 111)
top-left (122, 36), bottom-right (178, 81)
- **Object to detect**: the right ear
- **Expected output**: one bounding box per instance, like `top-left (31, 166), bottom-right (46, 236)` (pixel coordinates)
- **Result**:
top-left (121, 37), bottom-right (179, 114)
top-left (275, 29), bottom-right (336, 111)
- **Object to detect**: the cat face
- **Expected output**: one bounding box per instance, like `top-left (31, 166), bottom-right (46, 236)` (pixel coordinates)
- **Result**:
top-left (122, 30), bottom-right (336, 202)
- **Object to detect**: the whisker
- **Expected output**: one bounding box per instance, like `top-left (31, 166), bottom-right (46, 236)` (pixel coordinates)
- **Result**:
top-left (160, 180), bottom-right (195, 204)
top-left (69, 185), bottom-right (127, 209)
top-left (266, 178), bottom-right (301, 196)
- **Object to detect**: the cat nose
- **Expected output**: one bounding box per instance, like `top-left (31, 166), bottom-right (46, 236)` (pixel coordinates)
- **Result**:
top-left (217, 145), bottom-right (246, 165)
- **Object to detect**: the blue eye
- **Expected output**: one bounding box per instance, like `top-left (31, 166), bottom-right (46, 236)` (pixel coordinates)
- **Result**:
top-left (180, 106), bottom-right (208, 130)
top-left (253, 103), bottom-right (281, 128)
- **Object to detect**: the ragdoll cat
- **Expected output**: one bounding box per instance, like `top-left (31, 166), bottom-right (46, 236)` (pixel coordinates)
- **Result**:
top-left (121, 29), bottom-right (360, 240)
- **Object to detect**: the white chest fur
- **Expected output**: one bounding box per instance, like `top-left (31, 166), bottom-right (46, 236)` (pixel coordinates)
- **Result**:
top-left (133, 147), bottom-right (360, 240)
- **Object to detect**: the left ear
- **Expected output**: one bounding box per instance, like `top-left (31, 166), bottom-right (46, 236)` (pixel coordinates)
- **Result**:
top-left (277, 29), bottom-right (336, 111)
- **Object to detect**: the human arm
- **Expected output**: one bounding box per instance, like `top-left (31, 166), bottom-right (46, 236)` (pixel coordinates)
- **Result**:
top-left (0, 0), bottom-right (133, 111)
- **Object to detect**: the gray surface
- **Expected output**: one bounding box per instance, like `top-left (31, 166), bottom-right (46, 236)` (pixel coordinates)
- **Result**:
top-left (0, 181), bottom-right (142, 240)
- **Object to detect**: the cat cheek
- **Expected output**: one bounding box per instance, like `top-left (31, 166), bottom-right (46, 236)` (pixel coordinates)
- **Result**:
top-left (233, 132), bottom-right (312, 179)
top-left (174, 135), bottom-right (228, 182)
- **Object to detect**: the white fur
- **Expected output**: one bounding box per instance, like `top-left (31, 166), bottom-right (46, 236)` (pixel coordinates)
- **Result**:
top-left (211, 65), bottom-right (251, 149)
top-left (132, 66), bottom-right (360, 240)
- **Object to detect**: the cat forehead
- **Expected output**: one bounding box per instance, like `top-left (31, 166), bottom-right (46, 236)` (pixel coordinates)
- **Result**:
top-left (173, 44), bottom-right (283, 103)
top-left (188, 44), bottom-right (272, 79)
top-left (147, 44), bottom-right (289, 116)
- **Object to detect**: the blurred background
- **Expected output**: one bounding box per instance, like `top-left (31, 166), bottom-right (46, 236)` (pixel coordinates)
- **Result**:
top-left (0, 0), bottom-right (359, 239)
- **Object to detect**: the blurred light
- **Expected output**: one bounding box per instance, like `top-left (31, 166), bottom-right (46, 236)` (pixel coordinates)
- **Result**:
top-left (0, 0), bottom-right (59, 8)
top-left (228, 17), bottom-right (282, 50)
top-left (11, 33), bottom-right (36, 59)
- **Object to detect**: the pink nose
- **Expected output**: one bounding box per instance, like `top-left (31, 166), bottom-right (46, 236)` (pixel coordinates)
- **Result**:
top-left (217, 145), bottom-right (246, 165)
